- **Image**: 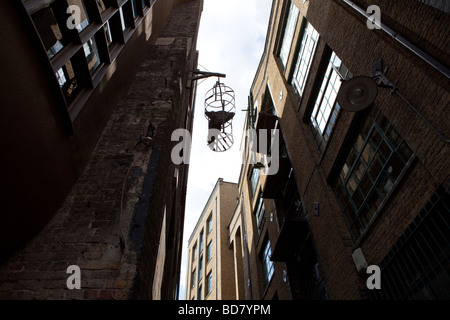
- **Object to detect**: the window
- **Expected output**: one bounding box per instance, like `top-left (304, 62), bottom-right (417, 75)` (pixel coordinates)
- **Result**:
top-left (207, 214), bottom-right (213, 234)
top-left (131, 0), bottom-right (139, 19)
top-left (279, 1), bottom-right (299, 68)
top-left (255, 192), bottom-right (266, 234)
top-left (206, 271), bottom-right (213, 296)
top-left (103, 21), bottom-right (113, 47)
top-left (191, 269), bottom-right (196, 288)
top-left (198, 255), bottom-right (203, 282)
top-left (310, 52), bottom-right (352, 153)
top-left (291, 21), bottom-right (319, 98)
top-left (31, 4), bottom-right (66, 60)
top-left (261, 238), bottom-right (274, 285)
top-left (250, 167), bottom-right (260, 196)
top-left (96, 0), bottom-right (112, 14)
top-left (197, 284), bottom-right (202, 300)
top-left (370, 186), bottom-right (450, 300)
top-left (334, 107), bottom-right (413, 242)
top-left (26, 0), bottom-right (154, 116)
top-left (56, 59), bottom-right (80, 105)
top-left (83, 36), bottom-right (101, 75)
top-left (199, 229), bottom-right (204, 252)
top-left (192, 243), bottom-right (197, 262)
top-left (207, 242), bottom-right (212, 262)
top-left (119, 6), bottom-right (128, 31)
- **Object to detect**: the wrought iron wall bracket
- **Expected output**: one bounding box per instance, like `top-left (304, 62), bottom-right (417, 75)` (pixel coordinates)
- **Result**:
top-left (191, 70), bottom-right (226, 81)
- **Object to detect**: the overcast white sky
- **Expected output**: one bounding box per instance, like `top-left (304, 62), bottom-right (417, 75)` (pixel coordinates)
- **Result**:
top-left (178, 0), bottom-right (273, 299)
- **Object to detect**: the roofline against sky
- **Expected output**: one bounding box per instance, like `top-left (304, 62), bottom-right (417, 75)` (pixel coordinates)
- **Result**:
top-left (187, 178), bottom-right (238, 245)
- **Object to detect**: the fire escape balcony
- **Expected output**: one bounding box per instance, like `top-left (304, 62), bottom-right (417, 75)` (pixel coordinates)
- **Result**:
top-left (263, 162), bottom-right (310, 262)
top-left (270, 200), bottom-right (310, 262)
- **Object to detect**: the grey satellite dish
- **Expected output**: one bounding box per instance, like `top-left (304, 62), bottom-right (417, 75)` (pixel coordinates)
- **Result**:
top-left (337, 76), bottom-right (378, 112)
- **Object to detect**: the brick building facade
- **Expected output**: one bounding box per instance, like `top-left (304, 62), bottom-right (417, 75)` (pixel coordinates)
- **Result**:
top-left (0, 0), bottom-right (203, 299)
top-left (184, 179), bottom-right (239, 300)
top-left (233, 0), bottom-right (449, 300)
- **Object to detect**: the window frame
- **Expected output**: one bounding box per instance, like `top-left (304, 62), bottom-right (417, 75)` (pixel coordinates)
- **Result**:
top-left (254, 190), bottom-right (266, 235)
top-left (198, 255), bottom-right (203, 282)
top-left (206, 241), bottom-right (212, 263)
top-left (191, 268), bottom-right (196, 289)
top-left (207, 214), bottom-right (213, 234)
top-left (369, 185), bottom-right (450, 300)
top-left (24, 0), bottom-right (156, 126)
top-left (192, 242), bottom-right (197, 262)
top-left (206, 271), bottom-right (213, 296)
top-left (278, 1), bottom-right (299, 69)
top-left (261, 237), bottom-right (274, 286)
top-left (199, 229), bottom-right (204, 253)
top-left (334, 107), bottom-right (414, 244)
top-left (309, 51), bottom-right (353, 154)
top-left (290, 20), bottom-right (320, 99)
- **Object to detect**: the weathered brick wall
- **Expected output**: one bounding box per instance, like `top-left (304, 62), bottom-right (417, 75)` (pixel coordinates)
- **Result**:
top-left (0, 0), bottom-right (203, 300)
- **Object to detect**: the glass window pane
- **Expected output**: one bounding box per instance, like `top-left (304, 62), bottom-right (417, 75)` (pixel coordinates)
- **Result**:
top-left (56, 59), bottom-right (80, 105)
top-left (291, 21), bottom-right (319, 96)
top-left (262, 240), bottom-right (274, 283)
top-left (103, 21), bottom-right (112, 46)
top-left (197, 285), bottom-right (202, 300)
top-left (208, 272), bottom-right (212, 294)
top-left (279, 1), bottom-right (299, 67)
top-left (96, 0), bottom-right (107, 13)
top-left (119, 7), bottom-right (126, 30)
top-left (83, 37), bottom-right (101, 75)
top-left (334, 109), bottom-right (413, 243)
top-left (199, 230), bottom-right (204, 252)
top-left (309, 51), bottom-right (350, 152)
top-left (31, 5), bottom-right (66, 60)
top-left (131, 0), bottom-right (139, 18)
top-left (207, 242), bottom-right (212, 262)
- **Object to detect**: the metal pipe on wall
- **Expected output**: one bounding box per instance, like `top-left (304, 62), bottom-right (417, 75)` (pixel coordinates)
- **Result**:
top-left (341, 0), bottom-right (450, 79)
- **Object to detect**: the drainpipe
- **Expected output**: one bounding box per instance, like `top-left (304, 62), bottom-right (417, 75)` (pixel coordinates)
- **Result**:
top-left (341, 0), bottom-right (450, 79)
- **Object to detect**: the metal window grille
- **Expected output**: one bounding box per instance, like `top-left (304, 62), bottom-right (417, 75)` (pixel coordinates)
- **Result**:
top-left (370, 186), bottom-right (450, 300)
top-left (334, 107), bottom-right (414, 243)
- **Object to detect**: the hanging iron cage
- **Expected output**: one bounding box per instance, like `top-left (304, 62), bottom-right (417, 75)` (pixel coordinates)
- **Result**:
top-left (204, 81), bottom-right (236, 152)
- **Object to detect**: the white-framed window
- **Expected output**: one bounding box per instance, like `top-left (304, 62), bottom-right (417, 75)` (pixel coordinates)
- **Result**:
top-left (291, 21), bottom-right (319, 97)
top-left (310, 52), bottom-right (352, 153)
top-left (279, 1), bottom-right (299, 68)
